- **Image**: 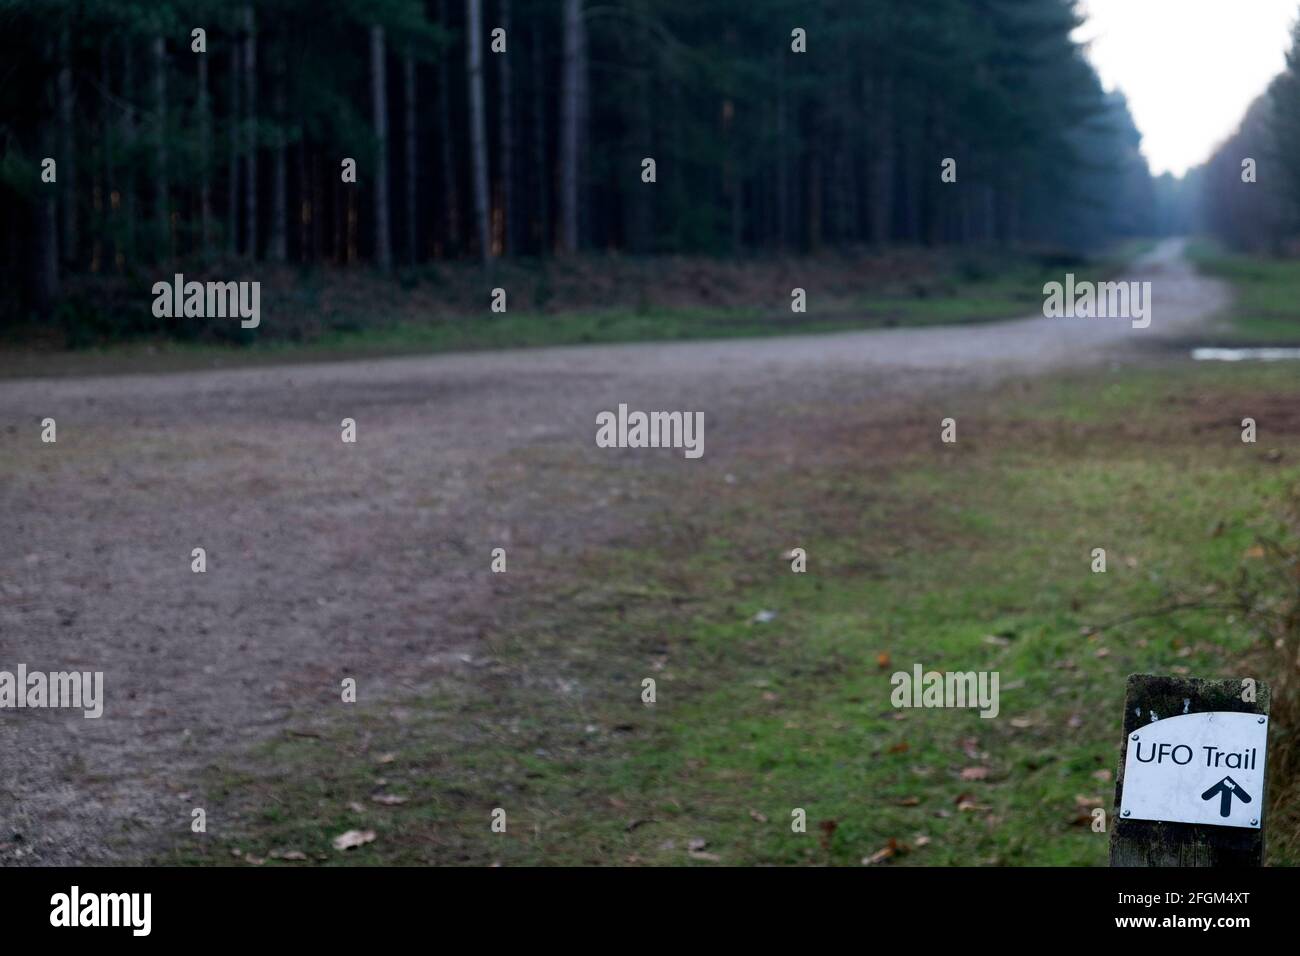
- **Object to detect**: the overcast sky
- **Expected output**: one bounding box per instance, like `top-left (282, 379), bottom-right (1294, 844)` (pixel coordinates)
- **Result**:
top-left (1076, 0), bottom-right (1298, 177)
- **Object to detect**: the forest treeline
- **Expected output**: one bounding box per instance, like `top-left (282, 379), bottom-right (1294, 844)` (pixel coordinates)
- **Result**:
top-left (1200, 17), bottom-right (1300, 253)
top-left (1, 0), bottom-right (1157, 319)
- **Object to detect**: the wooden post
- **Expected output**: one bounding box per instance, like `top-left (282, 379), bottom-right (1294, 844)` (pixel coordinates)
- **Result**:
top-left (1110, 673), bottom-right (1270, 867)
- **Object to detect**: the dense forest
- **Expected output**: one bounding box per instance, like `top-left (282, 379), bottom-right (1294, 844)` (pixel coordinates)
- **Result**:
top-left (0, 0), bottom-right (1157, 321)
top-left (1200, 18), bottom-right (1300, 253)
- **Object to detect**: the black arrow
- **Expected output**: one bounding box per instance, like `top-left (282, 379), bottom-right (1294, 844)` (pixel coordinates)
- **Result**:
top-left (1201, 775), bottom-right (1252, 818)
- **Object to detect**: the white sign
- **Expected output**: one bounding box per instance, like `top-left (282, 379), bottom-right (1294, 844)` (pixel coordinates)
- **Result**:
top-left (1120, 711), bottom-right (1267, 829)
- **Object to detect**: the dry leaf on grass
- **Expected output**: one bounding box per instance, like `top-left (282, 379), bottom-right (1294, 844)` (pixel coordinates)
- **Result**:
top-left (862, 837), bottom-right (910, 865)
top-left (959, 766), bottom-right (991, 781)
top-left (332, 829), bottom-right (377, 851)
top-left (818, 819), bottom-right (838, 850)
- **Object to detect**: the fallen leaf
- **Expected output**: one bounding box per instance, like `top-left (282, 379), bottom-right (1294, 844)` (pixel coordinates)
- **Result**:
top-left (817, 819), bottom-right (838, 850)
top-left (888, 741), bottom-right (910, 755)
top-left (332, 829), bottom-right (377, 851)
top-left (370, 793), bottom-right (408, 806)
top-left (749, 809), bottom-right (768, 823)
top-left (1092, 769), bottom-right (1112, 783)
top-left (960, 767), bottom-right (991, 781)
top-left (862, 837), bottom-right (909, 865)
top-left (876, 651), bottom-right (892, 669)
top-left (687, 837), bottom-right (708, 852)
top-left (896, 796), bottom-right (921, 806)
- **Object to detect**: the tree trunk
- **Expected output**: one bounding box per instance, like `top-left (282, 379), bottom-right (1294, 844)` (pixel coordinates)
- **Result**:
top-left (466, 0), bottom-right (491, 263)
top-left (498, 0), bottom-right (515, 255)
top-left (197, 50), bottom-right (212, 257)
top-left (243, 4), bottom-right (258, 258)
top-left (151, 35), bottom-right (169, 260)
top-left (58, 27), bottom-right (77, 265)
top-left (122, 42), bottom-right (137, 265)
top-left (776, 52), bottom-right (788, 250)
top-left (268, 64), bottom-right (288, 262)
top-left (227, 34), bottom-right (241, 256)
top-left (531, 26), bottom-right (548, 254)
top-left (626, 0), bottom-right (652, 253)
top-left (36, 85), bottom-right (59, 310)
top-left (558, 0), bottom-right (586, 253)
top-left (101, 46), bottom-right (115, 271)
top-left (370, 25), bottom-right (393, 272)
top-left (436, 0), bottom-right (459, 256)
top-left (868, 72), bottom-right (894, 245)
top-left (403, 50), bottom-right (418, 264)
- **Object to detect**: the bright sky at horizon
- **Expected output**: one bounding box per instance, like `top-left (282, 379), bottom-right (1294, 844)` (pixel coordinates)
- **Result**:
top-left (1076, 0), bottom-right (1298, 178)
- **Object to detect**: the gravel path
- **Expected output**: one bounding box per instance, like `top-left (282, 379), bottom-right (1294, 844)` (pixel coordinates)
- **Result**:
top-left (0, 239), bottom-right (1227, 863)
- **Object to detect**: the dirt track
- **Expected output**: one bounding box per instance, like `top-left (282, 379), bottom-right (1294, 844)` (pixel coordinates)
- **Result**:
top-left (0, 240), bottom-right (1228, 863)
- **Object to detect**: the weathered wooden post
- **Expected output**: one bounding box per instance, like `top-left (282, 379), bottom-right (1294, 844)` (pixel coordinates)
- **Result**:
top-left (1110, 674), bottom-right (1270, 866)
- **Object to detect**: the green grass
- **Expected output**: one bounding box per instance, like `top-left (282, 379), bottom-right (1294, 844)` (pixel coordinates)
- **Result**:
top-left (1187, 239), bottom-right (1300, 344)
top-left (156, 360), bottom-right (1299, 867)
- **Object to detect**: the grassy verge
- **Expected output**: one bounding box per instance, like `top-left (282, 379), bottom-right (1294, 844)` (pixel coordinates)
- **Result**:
top-left (155, 359), bottom-right (1299, 867)
top-left (1187, 239), bottom-right (1300, 344)
top-left (1, 243), bottom-right (1145, 379)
